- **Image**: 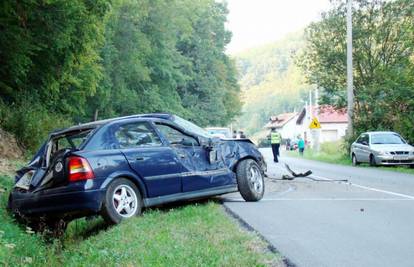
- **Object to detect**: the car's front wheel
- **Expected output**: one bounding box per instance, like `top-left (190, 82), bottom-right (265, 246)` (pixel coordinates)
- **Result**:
top-left (101, 178), bottom-right (142, 224)
top-left (352, 154), bottom-right (360, 166)
top-left (236, 159), bottom-right (264, 202)
top-left (369, 155), bottom-right (377, 167)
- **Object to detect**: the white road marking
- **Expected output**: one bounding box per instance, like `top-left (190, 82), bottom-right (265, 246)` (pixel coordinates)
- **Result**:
top-left (224, 197), bottom-right (413, 201)
top-left (310, 174), bottom-right (414, 200)
top-left (261, 198), bottom-right (413, 201)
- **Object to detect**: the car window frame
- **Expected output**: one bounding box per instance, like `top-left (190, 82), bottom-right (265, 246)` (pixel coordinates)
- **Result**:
top-left (152, 121), bottom-right (200, 147)
top-left (113, 121), bottom-right (162, 149)
top-left (356, 134), bottom-right (364, 144)
top-left (356, 133), bottom-right (369, 146)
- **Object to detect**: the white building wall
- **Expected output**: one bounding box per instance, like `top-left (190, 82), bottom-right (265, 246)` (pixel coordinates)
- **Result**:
top-left (279, 115), bottom-right (299, 140)
top-left (294, 122), bottom-right (348, 144)
top-left (320, 122), bottom-right (347, 143)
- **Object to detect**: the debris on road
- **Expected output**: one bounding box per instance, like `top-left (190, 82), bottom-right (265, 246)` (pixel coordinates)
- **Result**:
top-left (266, 164), bottom-right (348, 182)
top-left (284, 164), bottom-right (312, 178)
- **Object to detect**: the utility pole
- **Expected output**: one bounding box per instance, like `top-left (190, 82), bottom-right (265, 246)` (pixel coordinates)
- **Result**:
top-left (315, 88), bottom-right (319, 120)
top-left (346, 0), bottom-right (354, 136)
top-left (309, 90), bottom-right (312, 119)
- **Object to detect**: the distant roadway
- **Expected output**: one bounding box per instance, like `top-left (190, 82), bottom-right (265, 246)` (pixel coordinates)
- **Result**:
top-left (223, 148), bottom-right (414, 267)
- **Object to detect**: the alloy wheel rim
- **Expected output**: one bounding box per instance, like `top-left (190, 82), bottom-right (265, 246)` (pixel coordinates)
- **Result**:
top-left (112, 184), bottom-right (138, 218)
top-left (248, 165), bottom-right (263, 193)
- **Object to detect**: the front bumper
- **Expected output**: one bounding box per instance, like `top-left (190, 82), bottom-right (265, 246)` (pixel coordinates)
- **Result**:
top-left (9, 187), bottom-right (105, 218)
top-left (376, 155), bottom-right (414, 165)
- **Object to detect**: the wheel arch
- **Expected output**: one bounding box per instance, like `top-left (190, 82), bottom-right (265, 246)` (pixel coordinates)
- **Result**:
top-left (232, 156), bottom-right (259, 173)
top-left (101, 171), bottom-right (148, 199)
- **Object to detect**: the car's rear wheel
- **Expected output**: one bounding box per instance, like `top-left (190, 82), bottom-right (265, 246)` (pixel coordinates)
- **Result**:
top-left (101, 178), bottom-right (142, 224)
top-left (352, 154), bottom-right (360, 166)
top-left (236, 159), bottom-right (264, 202)
top-left (369, 155), bottom-right (377, 166)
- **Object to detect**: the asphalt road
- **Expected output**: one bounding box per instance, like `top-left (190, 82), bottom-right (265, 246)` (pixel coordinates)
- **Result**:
top-left (223, 148), bottom-right (414, 267)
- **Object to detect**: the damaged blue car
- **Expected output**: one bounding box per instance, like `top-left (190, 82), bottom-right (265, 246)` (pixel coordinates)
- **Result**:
top-left (8, 113), bottom-right (266, 227)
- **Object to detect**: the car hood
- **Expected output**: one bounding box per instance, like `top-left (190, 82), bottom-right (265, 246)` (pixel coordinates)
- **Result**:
top-left (221, 138), bottom-right (254, 144)
top-left (370, 144), bottom-right (414, 152)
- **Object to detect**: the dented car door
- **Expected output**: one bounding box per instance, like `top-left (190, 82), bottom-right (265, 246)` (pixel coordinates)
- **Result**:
top-left (154, 123), bottom-right (234, 192)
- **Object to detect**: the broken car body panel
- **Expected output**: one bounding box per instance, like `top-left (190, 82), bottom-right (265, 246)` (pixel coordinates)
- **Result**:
top-left (9, 113), bottom-right (266, 220)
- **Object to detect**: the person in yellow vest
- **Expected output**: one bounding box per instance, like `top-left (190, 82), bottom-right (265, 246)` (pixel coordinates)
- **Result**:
top-left (269, 127), bottom-right (282, 162)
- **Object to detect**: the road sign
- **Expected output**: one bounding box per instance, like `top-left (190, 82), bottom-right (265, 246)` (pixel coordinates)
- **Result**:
top-left (309, 117), bottom-right (321, 129)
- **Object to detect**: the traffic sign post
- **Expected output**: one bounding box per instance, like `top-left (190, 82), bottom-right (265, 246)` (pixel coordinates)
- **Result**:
top-left (309, 117), bottom-right (321, 153)
top-left (309, 117), bottom-right (321, 129)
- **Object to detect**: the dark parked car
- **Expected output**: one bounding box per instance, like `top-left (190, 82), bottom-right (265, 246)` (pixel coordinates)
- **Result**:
top-left (8, 113), bottom-right (266, 228)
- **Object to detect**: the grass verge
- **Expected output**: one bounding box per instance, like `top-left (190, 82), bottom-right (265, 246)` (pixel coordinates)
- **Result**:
top-left (0, 174), bottom-right (283, 266)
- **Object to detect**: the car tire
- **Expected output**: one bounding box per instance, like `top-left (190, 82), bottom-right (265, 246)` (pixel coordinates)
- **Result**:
top-left (369, 155), bottom-right (377, 167)
top-left (410, 164), bottom-right (414, 169)
top-left (101, 178), bottom-right (142, 224)
top-left (352, 154), bottom-right (360, 166)
top-left (236, 159), bottom-right (264, 202)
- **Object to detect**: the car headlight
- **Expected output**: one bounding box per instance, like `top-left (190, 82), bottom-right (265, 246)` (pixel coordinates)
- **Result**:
top-left (376, 151), bottom-right (389, 155)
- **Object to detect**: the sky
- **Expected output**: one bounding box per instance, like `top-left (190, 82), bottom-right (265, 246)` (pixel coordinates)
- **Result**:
top-left (225, 0), bottom-right (331, 54)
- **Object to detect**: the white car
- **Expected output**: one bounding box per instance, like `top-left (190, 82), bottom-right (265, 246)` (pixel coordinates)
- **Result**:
top-left (350, 131), bottom-right (414, 167)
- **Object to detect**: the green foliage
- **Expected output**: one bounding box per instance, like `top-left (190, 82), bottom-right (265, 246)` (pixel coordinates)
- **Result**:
top-left (0, 174), bottom-right (281, 266)
top-left (299, 0), bottom-right (414, 144)
top-left (233, 32), bottom-right (313, 135)
top-left (0, 0), bottom-right (241, 151)
top-left (0, 0), bottom-right (110, 117)
top-left (0, 100), bottom-right (71, 152)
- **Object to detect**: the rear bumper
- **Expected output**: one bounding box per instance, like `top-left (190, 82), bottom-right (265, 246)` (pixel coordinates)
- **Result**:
top-left (9, 188), bottom-right (105, 218)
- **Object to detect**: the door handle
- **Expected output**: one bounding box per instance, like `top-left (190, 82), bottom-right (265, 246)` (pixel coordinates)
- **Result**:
top-left (136, 157), bottom-right (145, 161)
top-left (177, 153), bottom-right (186, 159)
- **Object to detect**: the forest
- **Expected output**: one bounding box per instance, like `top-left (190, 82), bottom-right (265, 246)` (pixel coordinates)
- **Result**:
top-left (233, 32), bottom-right (312, 139)
top-left (0, 0), bottom-right (241, 151)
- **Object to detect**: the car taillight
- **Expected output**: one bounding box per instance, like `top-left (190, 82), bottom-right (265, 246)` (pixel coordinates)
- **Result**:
top-left (68, 156), bottom-right (95, 182)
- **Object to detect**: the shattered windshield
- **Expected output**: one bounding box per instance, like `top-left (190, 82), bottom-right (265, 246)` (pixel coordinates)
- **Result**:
top-left (173, 116), bottom-right (212, 138)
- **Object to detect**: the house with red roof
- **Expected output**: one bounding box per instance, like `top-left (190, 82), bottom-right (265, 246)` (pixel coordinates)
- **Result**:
top-left (296, 105), bottom-right (348, 143)
top-left (264, 105), bottom-right (348, 145)
top-left (264, 112), bottom-right (299, 140)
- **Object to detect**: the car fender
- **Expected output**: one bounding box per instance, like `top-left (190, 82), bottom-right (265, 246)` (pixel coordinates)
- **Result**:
top-left (100, 170), bottom-right (148, 198)
top-left (230, 154), bottom-right (260, 171)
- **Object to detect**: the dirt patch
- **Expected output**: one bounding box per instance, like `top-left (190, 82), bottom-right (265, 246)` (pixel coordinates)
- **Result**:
top-left (0, 128), bottom-right (23, 159)
top-left (0, 128), bottom-right (24, 175)
top-left (0, 158), bottom-right (19, 176)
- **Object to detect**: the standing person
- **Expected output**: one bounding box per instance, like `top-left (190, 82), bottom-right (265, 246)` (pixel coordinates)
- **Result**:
top-left (269, 128), bottom-right (282, 162)
top-left (232, 130), bottom-right (237, 138)
top-left (239, 131), bottom-right (246, 138)
top-left (286, 138), bottom-right (291, 151)
top-left (298, 135), bottom-right (305, 156)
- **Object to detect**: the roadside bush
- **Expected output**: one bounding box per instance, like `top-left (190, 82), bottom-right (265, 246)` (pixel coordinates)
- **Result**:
top-left (320, 140), bottom-right (347, 156)
top-left (0, 100), bottom-right (72, 154)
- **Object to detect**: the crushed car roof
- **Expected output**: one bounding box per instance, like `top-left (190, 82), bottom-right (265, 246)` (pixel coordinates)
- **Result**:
top-left (51, 113), bottom-right (174, 136)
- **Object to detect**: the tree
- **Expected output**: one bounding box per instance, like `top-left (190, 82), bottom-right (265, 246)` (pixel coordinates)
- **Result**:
top-left (299, 0), bottom-right (414, 143)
